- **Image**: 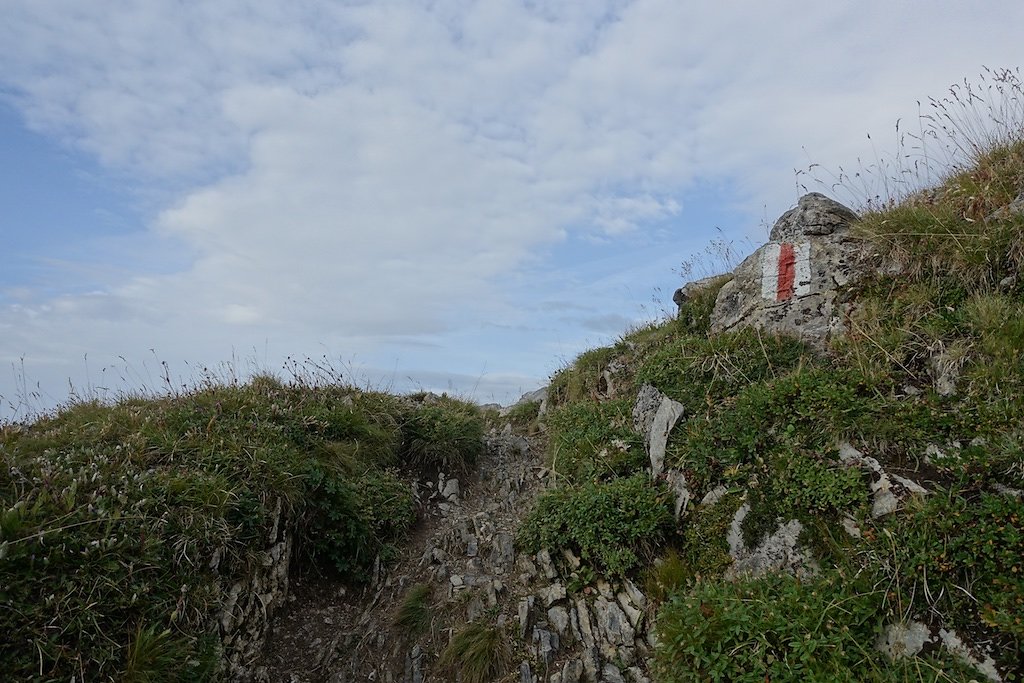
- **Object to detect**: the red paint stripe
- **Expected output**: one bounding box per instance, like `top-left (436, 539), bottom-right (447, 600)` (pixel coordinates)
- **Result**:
top-left (777, 242), bottom-right (796, 301)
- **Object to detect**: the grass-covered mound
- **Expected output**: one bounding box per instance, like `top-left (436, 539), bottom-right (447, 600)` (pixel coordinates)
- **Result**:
top-left (0, 378), bottom-right (484, 682)
top-left (525, 73), bottom-right (1024, 680)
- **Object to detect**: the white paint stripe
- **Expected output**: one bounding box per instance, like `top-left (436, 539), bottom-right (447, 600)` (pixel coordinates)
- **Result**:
top-left (794, 241), bottom-right (811, 297)
top-left (760, 242), bottom-right (781, 300)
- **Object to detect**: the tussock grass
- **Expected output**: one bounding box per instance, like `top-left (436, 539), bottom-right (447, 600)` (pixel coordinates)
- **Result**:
top-left (393, 583), bottom-right (434, 638)
top-left (436, 623), bottom-right (512, 683)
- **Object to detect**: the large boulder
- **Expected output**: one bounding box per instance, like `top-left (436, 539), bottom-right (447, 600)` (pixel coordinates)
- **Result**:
top-left (710, 193), bottom-right (870, 346)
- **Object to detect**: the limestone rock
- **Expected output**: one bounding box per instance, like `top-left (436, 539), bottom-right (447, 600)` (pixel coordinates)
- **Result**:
top-left (632, 384), bottom-right (685, 476)
top-left (665, 469), bottom-right (691, 520)
top-left (548, 606), bottom-right (571, 637)
top-left (838, 442), bottom-right (928, 518)
top-left (711, 193), bottom-right (868, 346)
top-left (673, 274), bottom-right (728, 312)
top-left (725, 503), bottom-right (818, 579)
top-left (877, 621), bottom-right (931, 659)
top-left (601, 664), bottom-right (626, 683)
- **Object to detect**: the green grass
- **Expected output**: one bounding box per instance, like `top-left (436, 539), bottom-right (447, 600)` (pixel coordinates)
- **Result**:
top-left (545, 398), bottom-right (645, 483)
top-left (654, 571), bottom-right (978, 683)
top-left (393, 583), bottom-right (434, 638)
top-left (436, 623), bottom-right (512, 683)
top-left (0, 378), bottom-right (484, 682)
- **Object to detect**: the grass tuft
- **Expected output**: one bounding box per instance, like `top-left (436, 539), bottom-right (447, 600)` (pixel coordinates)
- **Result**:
top-left (436, 623), bottom-right (512, 683)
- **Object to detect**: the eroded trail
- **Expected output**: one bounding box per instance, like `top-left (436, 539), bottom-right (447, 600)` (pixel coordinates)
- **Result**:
top-left (256, 426), bottom-right (549, 682)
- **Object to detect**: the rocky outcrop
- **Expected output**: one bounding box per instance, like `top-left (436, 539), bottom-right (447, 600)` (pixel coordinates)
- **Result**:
top-left (710, 193), bottom-right (871, 346)
top-left (631, 384), bottom-right (685, 476)
top-left (217, 497), bottom-right (293, 681)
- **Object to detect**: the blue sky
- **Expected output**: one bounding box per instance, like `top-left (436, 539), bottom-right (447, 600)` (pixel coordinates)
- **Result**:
top-left (1, 1), bottom-right (1021, 420)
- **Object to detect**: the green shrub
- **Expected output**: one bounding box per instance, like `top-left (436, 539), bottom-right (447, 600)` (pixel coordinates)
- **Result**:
top-left (0, 379), bottom-right (429, 681)
top-left (518, 474), bottom-right (673, 577)
top-left (401, 400), bottom-right (484, 473)
top-left (504, 399), bottom-right (542, 427)
top-left (875, 490), bottom-right (1024, 646)
top-left (546, 398), bottom-right (645, 483)
top-left (670, 367), bottom-right (873, 490)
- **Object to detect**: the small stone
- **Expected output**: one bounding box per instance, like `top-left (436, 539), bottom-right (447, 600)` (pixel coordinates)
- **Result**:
top-left (536, 549), bottom-right (557, 579)
top-left (601, 664), bottom-right (626, 683)
top-left (840, 515), bottom-right (862, 538)
top-left (877, 621), bottom-right (932, 659)
top-left (541, 582), bottom-right (567, 607)
top-left (700, 485), bottom-right (729, 507)
top-left (449, 575), bottom-right (464, 588)
top-left (547, 606), bottom-right (571, 636)
top-left (442, 478), bottom-right (460, 501)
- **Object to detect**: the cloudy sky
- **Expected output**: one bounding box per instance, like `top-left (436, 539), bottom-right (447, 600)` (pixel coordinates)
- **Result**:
top-left (0, 1), bottom-right (1020, 419)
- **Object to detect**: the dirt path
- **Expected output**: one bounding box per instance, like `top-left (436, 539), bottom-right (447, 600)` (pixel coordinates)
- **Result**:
top-left (255, 426), bottom-right (548, 682)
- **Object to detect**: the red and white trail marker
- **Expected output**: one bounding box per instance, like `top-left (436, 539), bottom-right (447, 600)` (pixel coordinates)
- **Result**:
top-left (761, 242), bottom-right (811, 301)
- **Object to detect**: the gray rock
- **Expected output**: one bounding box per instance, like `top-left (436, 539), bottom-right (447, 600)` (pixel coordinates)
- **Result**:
top-left (631, 384), bottom-right (685, 475)
top-left (537, 549), bottom-right (558, 579)
top-left (519, 596), bottom-right (536, 639)
top-left (673, 274), bottom-right (729, 312)
top-left (770, 192), bottom-right (859, 240)
top-left (489, 532), bottom-right (516, 573)
top-left (558, 659), bottom-right (584, 683)
top-left (533, 627), bottom-right (559, 665)
top-left (877, 621), bottom-right (932, 659)
top-left (726, 503), bottom-right (818, 579)
top-left (601, 664), bottom-right (626, 683)
top-left (621, 579), bottom-right (646, 612)
top-left (711, 193), bottom-right (868, 346)
top-left (521, 660), bottom-right (536, 683)
top-left (594, 596), bottom-right (636, 653)
top-left (665, 469), bottom-right (691, 520)
top-left (580, 646), bottom-right (601, 683)
top-left (625, 667), bottom-right (650, 683)
top-left (839, 442), bottom-right (928, 517)
top-left (540, 582), bottom-right (567, 607)
top-left (939, 628), bottom-right (1003, 682)
top-left (700, 485), bottom-right (729, 507)
top-left (548, 606), bottom-right (571, 637)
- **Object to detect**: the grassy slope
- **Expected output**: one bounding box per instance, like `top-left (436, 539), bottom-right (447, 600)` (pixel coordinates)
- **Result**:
top-left (0, 378), bottom-right (483, 682)
top-left (524, 138), bottom-right (1024, 681)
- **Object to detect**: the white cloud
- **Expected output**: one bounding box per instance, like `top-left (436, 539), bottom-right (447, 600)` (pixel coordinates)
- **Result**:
top-left (1, 0), bottom-right (1022, 416)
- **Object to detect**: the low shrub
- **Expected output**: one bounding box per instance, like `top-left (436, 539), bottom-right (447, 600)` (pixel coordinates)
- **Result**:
top-left (504, 399), bottom-right (541, 427)
top-left (548, 346), bottom-right (620, 407)
top-left (401, 399), bottom-right (484, 474)
top-left (518, 474), bottom-right (673, 577)
top-left (0, 379), bottom-right (457, 681)
top-left (545, 398), bottom-right (645, 483)
top-left (654, 571), bottom-right (973, 682)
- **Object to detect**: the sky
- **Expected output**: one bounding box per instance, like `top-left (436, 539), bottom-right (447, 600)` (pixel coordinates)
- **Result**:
top-left (1, 1), bottom-right (1021, 420)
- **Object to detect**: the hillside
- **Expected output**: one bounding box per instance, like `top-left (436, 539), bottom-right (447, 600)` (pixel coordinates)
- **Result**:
top-left (3, 73), bottom-right (1024, 682)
